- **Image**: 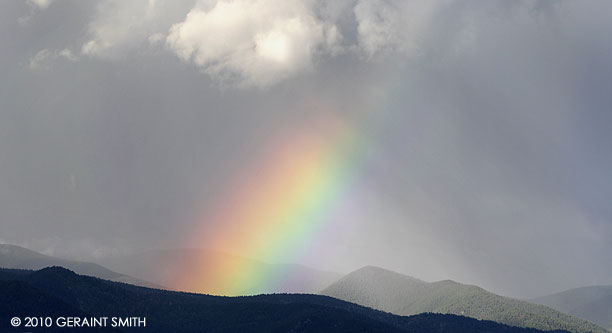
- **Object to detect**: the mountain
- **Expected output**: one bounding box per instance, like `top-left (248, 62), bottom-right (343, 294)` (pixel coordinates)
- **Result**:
top-left (320, 266), bottom-right (606, 333)
top-left (0, 244), bottom-right (159, 289)
top-left (0, 278), bottom-right (106, 332)
top-left (95, 248), bottom-right (342, 294)
top-left (532, 285), bottom-right (612, 330)
top-left (0, 267), bottom-right (559, 333)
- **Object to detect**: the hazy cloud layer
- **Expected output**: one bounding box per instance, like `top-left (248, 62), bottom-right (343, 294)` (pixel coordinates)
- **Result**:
top-left (2, 0), bottom-right (612, 298)
top-left (26, 0), bottom-right (53, 10)
top-left (354, 0), bottom-right (442, 58)
top-left (29, 48), bottom-right (76, 69)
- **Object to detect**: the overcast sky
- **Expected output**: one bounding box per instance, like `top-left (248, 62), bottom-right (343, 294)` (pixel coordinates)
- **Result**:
top-left (1, 0), bottom-right (611, 298)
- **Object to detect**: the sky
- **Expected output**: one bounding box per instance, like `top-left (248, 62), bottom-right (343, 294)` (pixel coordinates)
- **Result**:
top-left (1, 0), bottom-right (611, 298)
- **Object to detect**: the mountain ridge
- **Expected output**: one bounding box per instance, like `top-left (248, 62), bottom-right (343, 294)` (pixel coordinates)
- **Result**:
top-left (532, 285), bottom-right (612, 330)
top-left (320, 266), bottom-right (606, 333)
top-left (0, 244), bottom-right (161, 289)
top-left (0, 266), bottom-right (560, 332)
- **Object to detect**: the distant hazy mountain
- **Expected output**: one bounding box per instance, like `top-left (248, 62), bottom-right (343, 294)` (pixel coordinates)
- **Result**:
top-left (532, 285), bottom-right (612, 330)
top-left (320, 266), bottom-right (606, 333)
top-left (0, 267), bottom-right (558, 332)
top-left (0, 244), bottom-right (159, 288)
top-left (95, 249), bottom-right (342, 294)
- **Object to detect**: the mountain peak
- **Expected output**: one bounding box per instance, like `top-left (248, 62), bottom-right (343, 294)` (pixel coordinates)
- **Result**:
top-left (0, 243), bottom-right (47, 258)
top-left (29, 266), bottom-right (80, 281)
top-left (37, 266), bottom-right (77, 275)
top-left (348, 266), bottom-right (423, 283)
top-left (322, 267), bottom-right (606, 332)
top-left (0, 243), bottom-right (160, 289)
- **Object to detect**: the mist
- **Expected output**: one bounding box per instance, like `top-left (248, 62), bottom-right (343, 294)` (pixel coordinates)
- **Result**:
top-left (1, 0), bottom-right (611, 298)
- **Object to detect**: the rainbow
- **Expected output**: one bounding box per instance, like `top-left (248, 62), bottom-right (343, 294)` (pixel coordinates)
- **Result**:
top-left (171, 105), bottom-right (372, 296)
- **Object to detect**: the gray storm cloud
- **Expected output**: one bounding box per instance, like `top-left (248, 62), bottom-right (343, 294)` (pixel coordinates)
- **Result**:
top-left (1, 0), bottom-right (611, 298)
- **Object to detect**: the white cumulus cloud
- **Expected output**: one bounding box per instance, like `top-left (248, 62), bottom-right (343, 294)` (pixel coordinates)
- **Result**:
top-left (81, 0), bottom-right (195, 58)
top-left (75, 0), bottom-right (457, 87)
top-left (166, 0), bottom-right (341, 87)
